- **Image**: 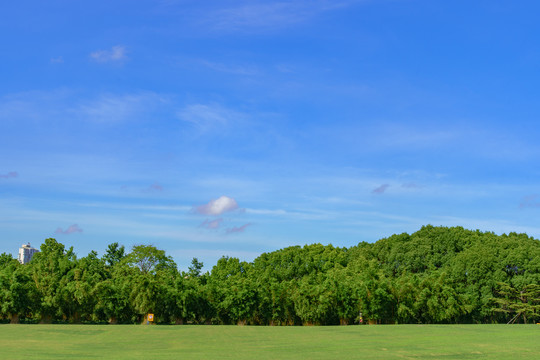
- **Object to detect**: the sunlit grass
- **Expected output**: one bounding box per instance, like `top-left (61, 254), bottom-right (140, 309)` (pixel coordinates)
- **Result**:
top-left (2, 324), bottom-right (539, 359)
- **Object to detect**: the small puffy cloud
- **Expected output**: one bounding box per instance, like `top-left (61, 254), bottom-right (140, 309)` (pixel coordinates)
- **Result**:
top-left (0, 171), bottom-right (18, 179)
top-left (90, 45), bottom-right (127, 63)
top-left (194, 196), bottom-right (239, 216)
top-left (372, 184), bottom-right (389, 194)
top-left (55, 224), bottom-right (83, 235)
top-left (225, 223), bottom-right (251, 234)
top-left (520, 194), bottom-right (540, 208)
top-left (200, 218), bottom-right (224, 229)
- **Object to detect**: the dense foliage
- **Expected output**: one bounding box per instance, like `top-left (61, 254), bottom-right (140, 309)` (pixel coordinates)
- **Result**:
top-left (1, 226), bottom-right (539, 324)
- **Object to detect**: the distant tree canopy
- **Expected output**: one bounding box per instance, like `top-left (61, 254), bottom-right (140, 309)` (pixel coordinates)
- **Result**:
top-left (1, 226), bottom-right (539, 324)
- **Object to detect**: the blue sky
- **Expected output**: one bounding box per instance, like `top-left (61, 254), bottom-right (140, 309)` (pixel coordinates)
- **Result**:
top-left (2, 0), bottom-right (540, 270)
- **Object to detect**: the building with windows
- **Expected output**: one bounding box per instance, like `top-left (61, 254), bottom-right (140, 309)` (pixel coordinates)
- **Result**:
top-left (18, 243), bottom-right (39, 264)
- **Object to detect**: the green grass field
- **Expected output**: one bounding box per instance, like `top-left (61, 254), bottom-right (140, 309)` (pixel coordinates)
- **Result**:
top-left (1, 324), bottom-right (539, 359)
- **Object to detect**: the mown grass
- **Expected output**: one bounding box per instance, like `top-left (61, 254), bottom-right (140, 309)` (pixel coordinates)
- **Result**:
top-left (1, 324), bottom-right (539, 359)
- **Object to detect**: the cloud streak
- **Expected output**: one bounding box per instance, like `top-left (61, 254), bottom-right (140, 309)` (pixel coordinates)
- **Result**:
top-left (0, 171), bottom-right (18, 179)
top-left (200, 60), bottom-right (259, 76)
top-left (76, 93), bottom-right (164, 123)
top-left (200, 218), bottom-right (224, 229)
top-left (225, 223), bottom-right (251, 234)
top-left (177, 103), bottom-right (247, 132)
top-left (90, 45), bottom-right (127, 63)
top-left (207, 0), bottom-right (361, 32)
top-left (55, 224), bottom-right (83, 235)
top-left (372, 184), bottom-right (389, 194)
top-left (520, 194), bottom-right (540, 209)
top-left (144, 182), bottom-right (163, 193)
top-left (0, 90), bottom-right (168, 126)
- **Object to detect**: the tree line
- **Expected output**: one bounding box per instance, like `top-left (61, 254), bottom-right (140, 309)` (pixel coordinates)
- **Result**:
top-left (1, 225), bottom-right (539, 325)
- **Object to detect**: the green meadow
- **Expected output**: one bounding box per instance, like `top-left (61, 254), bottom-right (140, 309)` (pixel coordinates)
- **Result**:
top-left (2, 324), bottom-right (539, 359)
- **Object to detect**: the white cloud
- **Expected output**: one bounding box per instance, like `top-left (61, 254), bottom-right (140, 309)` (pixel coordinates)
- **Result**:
top-left (90, 45), bottom-right (127, 63)
top-left (194, 196), bottom-right (239, 216)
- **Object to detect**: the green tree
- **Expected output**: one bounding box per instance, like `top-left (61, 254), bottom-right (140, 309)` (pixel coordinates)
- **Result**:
top-left (124, 244), bottom-right (176, 275)
top-left (492, 282), bottom-right (540, 324)
top-left (123, 245), bottom-right (176, 323)
top-left (102, 242), bottom-right (126, 267)
top-left (0, 258), bottom-right (38, 323)
top-left (30, 238), bottom-right (76, 323)
top-left (188, 257), bottom-right (204, 277)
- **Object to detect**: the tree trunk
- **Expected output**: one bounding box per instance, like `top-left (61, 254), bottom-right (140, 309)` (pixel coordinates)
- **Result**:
top-left (71, 312), bottom-right (81, 324)
top-left (9, 314), bottom-right (19, 324)
top-left (40, 315), bottom-right (52, 324)
top-left (175, 318), bottom-right (184, 325)
top-left (340, 318), bottom-right (349, 325)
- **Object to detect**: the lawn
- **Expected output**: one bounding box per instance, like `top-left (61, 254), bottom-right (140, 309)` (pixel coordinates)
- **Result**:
top-left (2, 324), bottom-right (539, 359)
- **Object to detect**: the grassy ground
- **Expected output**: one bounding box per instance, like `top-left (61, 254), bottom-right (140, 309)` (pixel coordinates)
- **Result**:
top-left (1, 324), bottom-right (539, 359)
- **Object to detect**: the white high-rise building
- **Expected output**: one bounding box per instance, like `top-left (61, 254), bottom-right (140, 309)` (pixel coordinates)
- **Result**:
top-left (18, 243), bottom-right (39, 264)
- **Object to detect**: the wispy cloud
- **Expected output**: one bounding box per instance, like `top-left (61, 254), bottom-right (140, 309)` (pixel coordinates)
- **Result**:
top-left (225, 223), bottom-right (251, 234)
top-left (201, 60), bottom-right (259, 76)
top-left (0, 90), bottom-right (169, 126)
top-left (0, 171), bottom-right (18, 179)
top-left (55, 224), bottom-right (83, 235)
top-left (90, 45), bottom-right (127, 63)
top-left (200, 218), bottom-right (224, 229)
top-left (194, 196), bottom-right (240, 216)
top-left (0, 90), bottom-right (69, 123)
top-left (76, 93), bottom-right (164, 123)
top-left (177, 103), bottom-right (245, 132)
top-left (372, 184), bottom-right (389, 194)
